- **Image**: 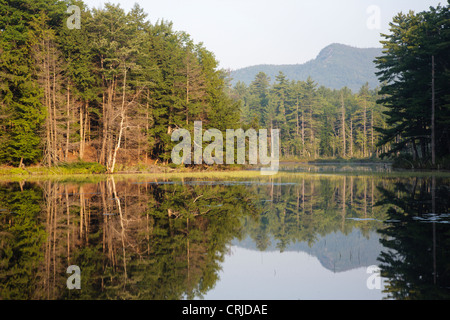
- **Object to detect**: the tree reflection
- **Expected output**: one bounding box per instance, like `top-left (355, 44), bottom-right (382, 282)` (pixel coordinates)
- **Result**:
top-left (0, 182), bottom-right (45, 299)
top-left (0, 178), bottom-right (259, 299)
top-left (242, 176), bottom-right (387, 252)
top-left (3, 175), bottom-right (443, 300)
top-left (377, 177), bottom-right (450, 300)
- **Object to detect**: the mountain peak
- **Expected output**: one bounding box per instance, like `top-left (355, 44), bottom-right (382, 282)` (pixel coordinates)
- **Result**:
top-left (316, 44), bottom-right (338, 63)
top-left (317, 43), bottom-right (351, 59)
top-left (230, 43), bottom-right (383, 91)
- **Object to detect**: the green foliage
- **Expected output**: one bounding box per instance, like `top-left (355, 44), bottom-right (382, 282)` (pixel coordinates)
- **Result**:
top-left (2, 1), bottom-right (448, 171)
top-left (0, 183), bottom-right (45, 299)
top-left (0, 1), bottom-right (57, 165)
top-left (377, 177), bottom-right (450, 299)
top-left (55, 161), bottom-right (107, 174)
top-left (375, 4), bottom-right (450, 166)
top-left (0, 0), bottom-right (240, 168)
top-left (230, 72), bottom-right (387, 160)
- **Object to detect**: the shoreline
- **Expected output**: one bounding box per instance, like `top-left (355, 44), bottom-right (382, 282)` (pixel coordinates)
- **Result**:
top-left (1, 159), bottom-right (449, 180)
top-left (1, 167), bottom-right (450, 183)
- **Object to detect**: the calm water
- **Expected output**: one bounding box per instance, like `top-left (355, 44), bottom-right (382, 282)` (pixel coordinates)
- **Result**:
top-left (1, 165), bottom-right (449, 300)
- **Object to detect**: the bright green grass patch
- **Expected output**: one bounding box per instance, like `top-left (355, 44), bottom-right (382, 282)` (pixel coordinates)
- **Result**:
top-left (0, 161), bottom-right (107, 176)
top-left (1, 163), bottom-right (450, 184)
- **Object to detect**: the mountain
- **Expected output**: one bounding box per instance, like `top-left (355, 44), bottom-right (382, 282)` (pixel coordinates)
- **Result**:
top-left (230, 43), bottom-right (383, 92)
top-left (232, 229), bottom-right (384, 273)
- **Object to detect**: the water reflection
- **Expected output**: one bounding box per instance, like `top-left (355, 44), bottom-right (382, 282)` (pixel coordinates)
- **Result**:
top-left (278, 162), bottom-right (393, 174)
top-left (0, 178), bottom-right (258, 300)
top-left (376, 177), bottom-right (450, 300)
top-left (0, 174), bottom-right (448, 299)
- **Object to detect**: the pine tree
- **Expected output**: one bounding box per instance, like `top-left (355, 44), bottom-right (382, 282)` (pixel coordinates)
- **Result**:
top-left (0, 0), bottom-right (65, 165)
top-left (375, 4), bottom-right (450, 165)
top-left (248, 72), bottom-right (270, 126)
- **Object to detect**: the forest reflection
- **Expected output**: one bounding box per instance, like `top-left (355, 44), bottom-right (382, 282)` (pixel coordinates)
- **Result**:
top-left (377, 177), bottom-right (450, 300)
top-left (0, 175), bottom-right (448, 299)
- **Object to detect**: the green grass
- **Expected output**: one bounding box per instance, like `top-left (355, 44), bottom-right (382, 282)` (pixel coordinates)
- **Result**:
top-left (0, 161), bottom-right (106, 176)
top-left (1, 160), bottom-right (450, 183)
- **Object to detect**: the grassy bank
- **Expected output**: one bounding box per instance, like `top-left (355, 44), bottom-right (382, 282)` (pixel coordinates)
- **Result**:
top-left (0, 162), bottom-right (107, 176)
top-left (0, 161), bottom-right (246, 177)
top-left (2, 159), bottom-right (450, 182)
top-left (2, 167), bottom-right (450, 184)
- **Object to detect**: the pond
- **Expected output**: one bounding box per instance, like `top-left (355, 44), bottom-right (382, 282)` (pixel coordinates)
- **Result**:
top-left (0, 165), bottom-right (449, 300)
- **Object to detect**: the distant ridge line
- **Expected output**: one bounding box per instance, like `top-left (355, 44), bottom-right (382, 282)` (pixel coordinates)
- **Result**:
top-left (230, 43), bottom-right (383, 92)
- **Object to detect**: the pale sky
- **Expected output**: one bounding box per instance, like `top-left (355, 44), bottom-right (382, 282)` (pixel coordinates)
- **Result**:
top-left (82, 0), bottom-right (445, 70)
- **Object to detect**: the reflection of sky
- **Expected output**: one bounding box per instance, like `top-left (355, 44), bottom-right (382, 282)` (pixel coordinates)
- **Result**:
top-left (201, 245), bottom-right (388, 300)
top-left (232, 230), bottom-right (385, 273)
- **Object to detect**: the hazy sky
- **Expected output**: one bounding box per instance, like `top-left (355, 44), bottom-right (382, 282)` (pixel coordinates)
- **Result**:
top-left (82, 0), bottom-right (445, 70)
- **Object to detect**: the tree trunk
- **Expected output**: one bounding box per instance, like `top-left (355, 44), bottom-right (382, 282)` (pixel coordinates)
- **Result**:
top-left (363, 99), bottom-right (367, 157)
top-left (371, 110), bottom-right (374, 155)
top-left (79, 185), bottom-right (84, 240)
top-left (83, 102), bottom-right (88, 153)
top-left (310, 109), bottom-right (314, 159)
top-left (79, 102), bottom-right (84, 160)
top-left (431, 55), bottom-right (436, 166)
top-left (46, 39), bottom-right (53, 166)
top-left (341, 92), bottom-right (346, 158)
top-left (110, 177), bottom-right (127, 282)
top-left (186, 72), bottom-right (189, 125)
top-left (364, 179), bottom-right (367, 218)
top-left (66, 85), bottom-right (70, 161)
top-left (350, 117), bottom-right (353, 157)
top-left (296, 98), bottom-right (299, 137)
top-left (301, 110), bottom-right (305, 157)
top-left (52, 51), bottom-right (58, 162)
top-left (99, 56), bottom-right (107, 165)
top-left (65, 186), bottom-right (70, 264)
top-left (109, 68), bottom-right (127, 173)
top-left (342, 176), bottom-right (346, 230)
top-left (412, 139), bottom-right (419, 162)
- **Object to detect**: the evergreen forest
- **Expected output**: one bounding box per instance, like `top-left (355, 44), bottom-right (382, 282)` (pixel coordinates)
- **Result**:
top-left (1, 1), bottom-right (449, 171)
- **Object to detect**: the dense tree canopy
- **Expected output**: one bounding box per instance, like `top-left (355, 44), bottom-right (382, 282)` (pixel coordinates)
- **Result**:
top-left (231, 73), bottom-right (387, 160)
top-left (1, 1), bottom-right (449, 169)
top-left (374, 3), bottom-right (450, 168)
top-left (0, 0), bottom-right (239, 169)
